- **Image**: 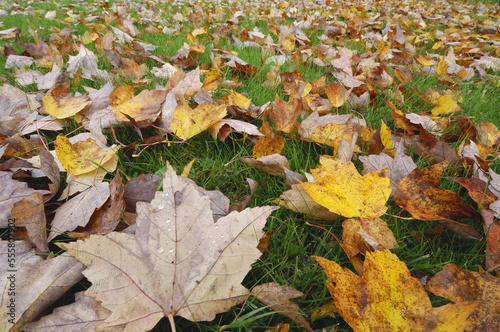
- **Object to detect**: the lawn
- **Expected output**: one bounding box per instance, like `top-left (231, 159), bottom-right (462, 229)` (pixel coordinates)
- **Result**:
top-left (1, 0), bottom-right (500, 331)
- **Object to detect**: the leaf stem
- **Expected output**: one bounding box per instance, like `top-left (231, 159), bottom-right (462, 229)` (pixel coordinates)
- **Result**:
top-left (306, 222), bottom-right (341, 244)
top-left (167, 313), bottom-right (176, 332)
top-left (387, 208), bottom-right (406, 225)
top-left (358, 216), bottom-right (371, 236)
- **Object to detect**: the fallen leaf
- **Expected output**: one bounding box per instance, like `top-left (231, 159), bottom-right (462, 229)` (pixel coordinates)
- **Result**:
top-left (251, 282), bottom-right (312, 331)
top-left (314, 250), bottom-right (478, 332)
top-left (208, 119), bottom-right (263, 142)
top-left (271, 95), bottom-right (302, 134)
top-left (253, 134), bottom-right (286, 158)
top-left (55, 134), bottom-right (117, 175)
top-left (275, 184), bottom-right (338, 221)
top-left (310, 122), bottom-right (358, 155)
top-left (123, 173), bottom-right (162, 213)
top-left (402, 125), bottom-right (459, 164)
top-left (450, 177), bottom-right (497, 209)
top-left (431, 94), bottom-right (462, 116)
top-left (325, 81), bottom-right (351, 108)
top-left (170, 67), bottom-right (203, 98)
top-left (23, 291), bottom-right (111, 331)
top-left (395, 162), bottom-right (482, 239)
top-left (58, 165), bottom-right (277, 330)
top-left (341, 217), bottom-right (399, 274)
top-left (299, 111), bottom-right (352, 139)
top-left (0, 241), bottom-right (84, 330)
top-left (11, 192), bottom-right (49, 253)
top-left (171, 102), bottom-right (227, 140)
top-left (302, 157), bottom-right (391, 218)
top-left (0, 171), bottom-right (40, 227)
top-left (240, 153), bottom-right (290, 177)
top-left (42, 93), bottom-right (91, 119)
top-left (359, 143), bottom-right (417, 196)
top-left (48, 182), bottom-right (110, 241)
top-left (112, 87), bottom-right (168, 126)
top-left (39, 149), bottom-right (60, 200)
top-left (481, 209), bottom-right (500, 272)
top-left (68, 174), bottom-right (125, 239)
top-left (426, 263), bottom-right (500, 331)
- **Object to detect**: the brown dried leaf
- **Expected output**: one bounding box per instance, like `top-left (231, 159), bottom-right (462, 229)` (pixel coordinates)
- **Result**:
top-left (251, 282), bottom-right (312, 331)
top-left (0, 171), bottom-right (39, 227)
top-left (341, 217), bottom-right (399, 274)
top-left (39, 149), bottom-right (60, 200)
top-left (48, 182), bottom-right (111, 241)
top-left (124, 174), bottom-right (162, 213)
top-left (58, 165), bottom-right (277, 330)
top-left (426, 263), bottom-right (500, 331)
top-left (23, 291), bottom-right (111, 331)
top-left (68, 173), bottom-right (125, 239)
top-left (395, 162), bottom-right (482, 239)
top-left (271, 95), bottom-right (302, 134)
top-left (0, 241), bottom-right (84, 330)
top-left (11, 192), bottom-right (49, 253)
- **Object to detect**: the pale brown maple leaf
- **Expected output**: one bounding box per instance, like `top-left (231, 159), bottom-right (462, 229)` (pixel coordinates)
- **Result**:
top-left (59, 164), bottom-right (277, 331)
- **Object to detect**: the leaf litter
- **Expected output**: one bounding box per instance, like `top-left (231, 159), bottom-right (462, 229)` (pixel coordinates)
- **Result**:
top-left (0, 0), bottom-right (500, 330)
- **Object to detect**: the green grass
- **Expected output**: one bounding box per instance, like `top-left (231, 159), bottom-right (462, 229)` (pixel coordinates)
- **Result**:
top-left (1, 0), bottom-right (499, 331)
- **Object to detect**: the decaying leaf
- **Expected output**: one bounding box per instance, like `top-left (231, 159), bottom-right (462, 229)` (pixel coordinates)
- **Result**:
top-left (314, 250), bottom-right (478, 332)
top-left (341, 217), bottom-right (399, 274)
top-left (58, 164), bottom-right (277, 330)
top-left (395, 162), bottom-right (482, 239)
top-left (123, 173), bottom-right (162, 213)
top-left (426, 263), bottom-right (500, 331)
top-left (48, 182), bottom-right (110, 241)
top-left (0, 241), bottom-right (84, 330)
top-left (302, 157), bottom-right (391, 218)
top-left (23, 291), bottom-right (111, 331)
top-left (251, 282), bottom-right (312, 331)
top-left (11, 192), bottom-right (49, 253)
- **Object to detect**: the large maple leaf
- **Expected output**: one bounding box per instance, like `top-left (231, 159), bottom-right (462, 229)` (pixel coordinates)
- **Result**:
top-left (59, 164), bottom-right (277, 331)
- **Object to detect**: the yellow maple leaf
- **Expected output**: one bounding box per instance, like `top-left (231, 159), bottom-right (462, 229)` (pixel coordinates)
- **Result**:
top-left (111, 87), bottom-right (168, 126)
top-left (431, 94), bottom-right (461, 116)
top-left (314, 250), bottom-right (477, 332)
top-left (171, 102), bottom-right (227, 140)
top-left (301, 157), bottom-right (391, 218)
top-left (225, 90), bottom-right (252, 109)
top-left (380, 121), bottom-right (395, 157)
top-left (43, 94), bottom-right (91, 119)
top-left (202, 67), bottom-right (223, 91)
top-left (55, 134), bottom-right (117, 175)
